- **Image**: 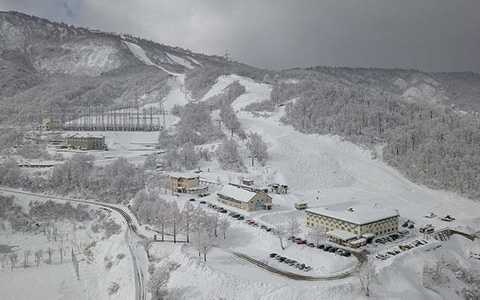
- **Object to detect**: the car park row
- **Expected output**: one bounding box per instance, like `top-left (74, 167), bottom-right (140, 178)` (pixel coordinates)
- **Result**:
top-left (375, 239), bottom-right (429, 260)
top-left (269, 253), bottom-right (313, 272)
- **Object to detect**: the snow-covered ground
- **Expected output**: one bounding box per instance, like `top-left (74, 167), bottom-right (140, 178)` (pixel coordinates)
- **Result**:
top-left (4, 71), bottom-right (480, 299)
top-left (0, 195), bottom-right (135, 300)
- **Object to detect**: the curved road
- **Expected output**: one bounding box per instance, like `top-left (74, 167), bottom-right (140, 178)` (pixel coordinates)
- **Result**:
top-left (1, 186), bottom-right (368, 287)
top-left (0, 187), bottom-right (147, 300)
top-left (231, 250), bottom-right (365, 281)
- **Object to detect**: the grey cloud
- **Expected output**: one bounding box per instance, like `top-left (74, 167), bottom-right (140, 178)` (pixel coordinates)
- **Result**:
top-left (0, 0), bottom-right (479, 72)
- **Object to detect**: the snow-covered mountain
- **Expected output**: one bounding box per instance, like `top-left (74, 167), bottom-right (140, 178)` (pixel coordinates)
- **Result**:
top-left (2, 10), bottom-right (480, 118)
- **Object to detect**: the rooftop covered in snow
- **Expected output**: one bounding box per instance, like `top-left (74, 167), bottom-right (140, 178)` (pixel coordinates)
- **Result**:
top-left (168, 172), bottom-right (200, 179)
top-left (217, 184), bottom-right (257, 203)
top-left (306, 203), bottom-right (399, 225)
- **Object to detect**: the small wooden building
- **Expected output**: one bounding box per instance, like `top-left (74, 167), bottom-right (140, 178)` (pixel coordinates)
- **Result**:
top-left (65, 135), bottom-right (106, 150)
top-left (217, 184), bottom-right (272, 211)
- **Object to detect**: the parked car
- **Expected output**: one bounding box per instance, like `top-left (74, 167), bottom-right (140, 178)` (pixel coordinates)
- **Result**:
top-left (199, 200), bottom-right (206, 204)
top-left (265, 227), bottom-right (272, 232)
top-left (296, 239), bottom-right (306, 245)
top-left (269, 253), bottom-right (277, 258)
top-left (441, 215), bottom-right (456, 222)
top-left (189, 198), bottom-right (196, 202)
top-left (316, 244), bottom-right (325, 249)
top-left (199, 193), bottom-right (210, 197)
top-left (304, 266), bottom-right (312, 272)
top-left (288, 236), bottom-right (296, 241)
top-left (307, 242), bottom-right (315, 248)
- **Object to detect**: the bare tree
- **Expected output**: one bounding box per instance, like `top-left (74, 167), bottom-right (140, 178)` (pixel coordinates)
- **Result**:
top-left (23, 249), bottom-right (31, 268)
top-left (308, 225), bottom-right (327, 245)
top-left (274, 225), bottom-right (287, 250)
top-left (246, 132), bottom-right (269, 166)
top-left (182, 201), bottom-right (195, 243)
top-left (47, 247), bottom-right (53, 264)
top-left (359, 258), bottom-right (376, 297)
top-left (218, 217), bottom-right (231, 239)
top-left (168, 202), bottom-right (182, 243)
top-left (9, 253), bottom-right (18, 271)
top-left (148, 265), bottom-right (170, 299)
top-left (287, 216), bottom-right (301, 238)
top-left (34, 249), bottom-right (43, 267)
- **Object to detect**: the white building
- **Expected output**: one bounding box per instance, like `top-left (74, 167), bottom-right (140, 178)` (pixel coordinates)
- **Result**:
top-left (306, 203), bottom-right (399, 242)
top-left (217, 184), bottom-right (272, 211)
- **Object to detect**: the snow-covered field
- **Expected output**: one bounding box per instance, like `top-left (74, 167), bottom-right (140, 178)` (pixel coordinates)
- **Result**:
top-left (3, 72), bottom-right (480, 300)
top-left (0, 193), bottom-right (136, 300)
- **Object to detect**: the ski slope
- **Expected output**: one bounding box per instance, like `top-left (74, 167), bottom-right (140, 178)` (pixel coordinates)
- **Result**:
top-left (203, 75), bottom-right (480, 230)
top-left (200, 75), bottom-right (272, 110)
top-left (123, 40), bottom-right (181, 76)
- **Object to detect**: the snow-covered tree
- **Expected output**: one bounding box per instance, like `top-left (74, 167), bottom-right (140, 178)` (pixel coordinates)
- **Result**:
top-left (273, 225), bottom-right (287, 250)
top-left (0, 158), bottom-right (21, 187)
top-left (218, 217), bottom-right (231, 239)
top-left (143, 153), bottom-right (157, 170)
top-left (34, 249), bottom-right (43, 267)
top-left (182, 202), bottom-right (195, 243)
top-left (148, 264), bottom-right (171, 299)
top-left (286, 216), bottom-right (301, 238)
top-left (308, 225), bottom-right (327, 245)
top-left (179, 142), bottom-right (199, 170)
top-left (216, 139), bottom-right (244, 171)
top-left (167, 202), bottom-right (182, 243)
top-left (246, 132), bottom-right (269, 166)
top-left (220, 104), bottom-right (245, 138)
top-left (359, 258), bottom-right (376, 297)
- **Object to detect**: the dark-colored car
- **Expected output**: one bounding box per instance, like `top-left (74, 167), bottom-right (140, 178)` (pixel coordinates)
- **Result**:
top-left (199, 200), bottom-right (206, 204)
top-left (238, 216), bottom-right (245, 220)
top-left (265, 227), bottom-right (272, 232)
top-left (307, 242), bottom-right (315, 248)
top-left (189, 198), bottom-right (196, 202)
top-left (316, 244), bottom-right (325, 249)
top-left (328, 248), bottom-right (336, 253)
top-left (269, 253), bottom-right (277, 258)
top-left (296, 239), bottom-right (306, 245)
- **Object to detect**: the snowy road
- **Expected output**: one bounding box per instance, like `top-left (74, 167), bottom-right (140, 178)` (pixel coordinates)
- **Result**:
top-left (0, 187), bottom-right (147, 300)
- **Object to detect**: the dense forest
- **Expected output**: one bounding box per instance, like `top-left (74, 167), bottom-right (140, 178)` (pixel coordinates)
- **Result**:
top-left (276, 79), bottom-right (480, 199)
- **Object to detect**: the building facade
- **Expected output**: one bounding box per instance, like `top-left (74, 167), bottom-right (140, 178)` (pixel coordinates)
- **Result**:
top-left (169, 173), bottom-right (201, 193)
top-left (65, 135), bottom-right (106, 150)
top-left (217, 184), bottom-right (272, 211)
top-left (305, 205), bottom-right (399, 238)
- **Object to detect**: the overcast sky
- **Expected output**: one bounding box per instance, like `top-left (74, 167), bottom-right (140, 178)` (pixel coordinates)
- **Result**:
top-left (1, 0), bottom-right (480, 72)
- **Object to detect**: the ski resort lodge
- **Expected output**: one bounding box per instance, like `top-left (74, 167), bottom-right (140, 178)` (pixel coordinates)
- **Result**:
top-left (169, 173), bottom-right (208, 194)
top-left (305, 204), bottom-right (399, 247)
top-left (64, 134), bottom-right (107, 150)
top-left (217, 184), bottom-right (272, 211)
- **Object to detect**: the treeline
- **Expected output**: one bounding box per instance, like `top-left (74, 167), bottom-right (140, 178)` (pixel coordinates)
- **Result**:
top-left (0, 155), bottom-right (145, 203)
top-left (29, 200), bottom-right (92, 222)
top-left (279, 80), bottom-right (480, 199)
top-left (131, 188), bottom-right (231, 261)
